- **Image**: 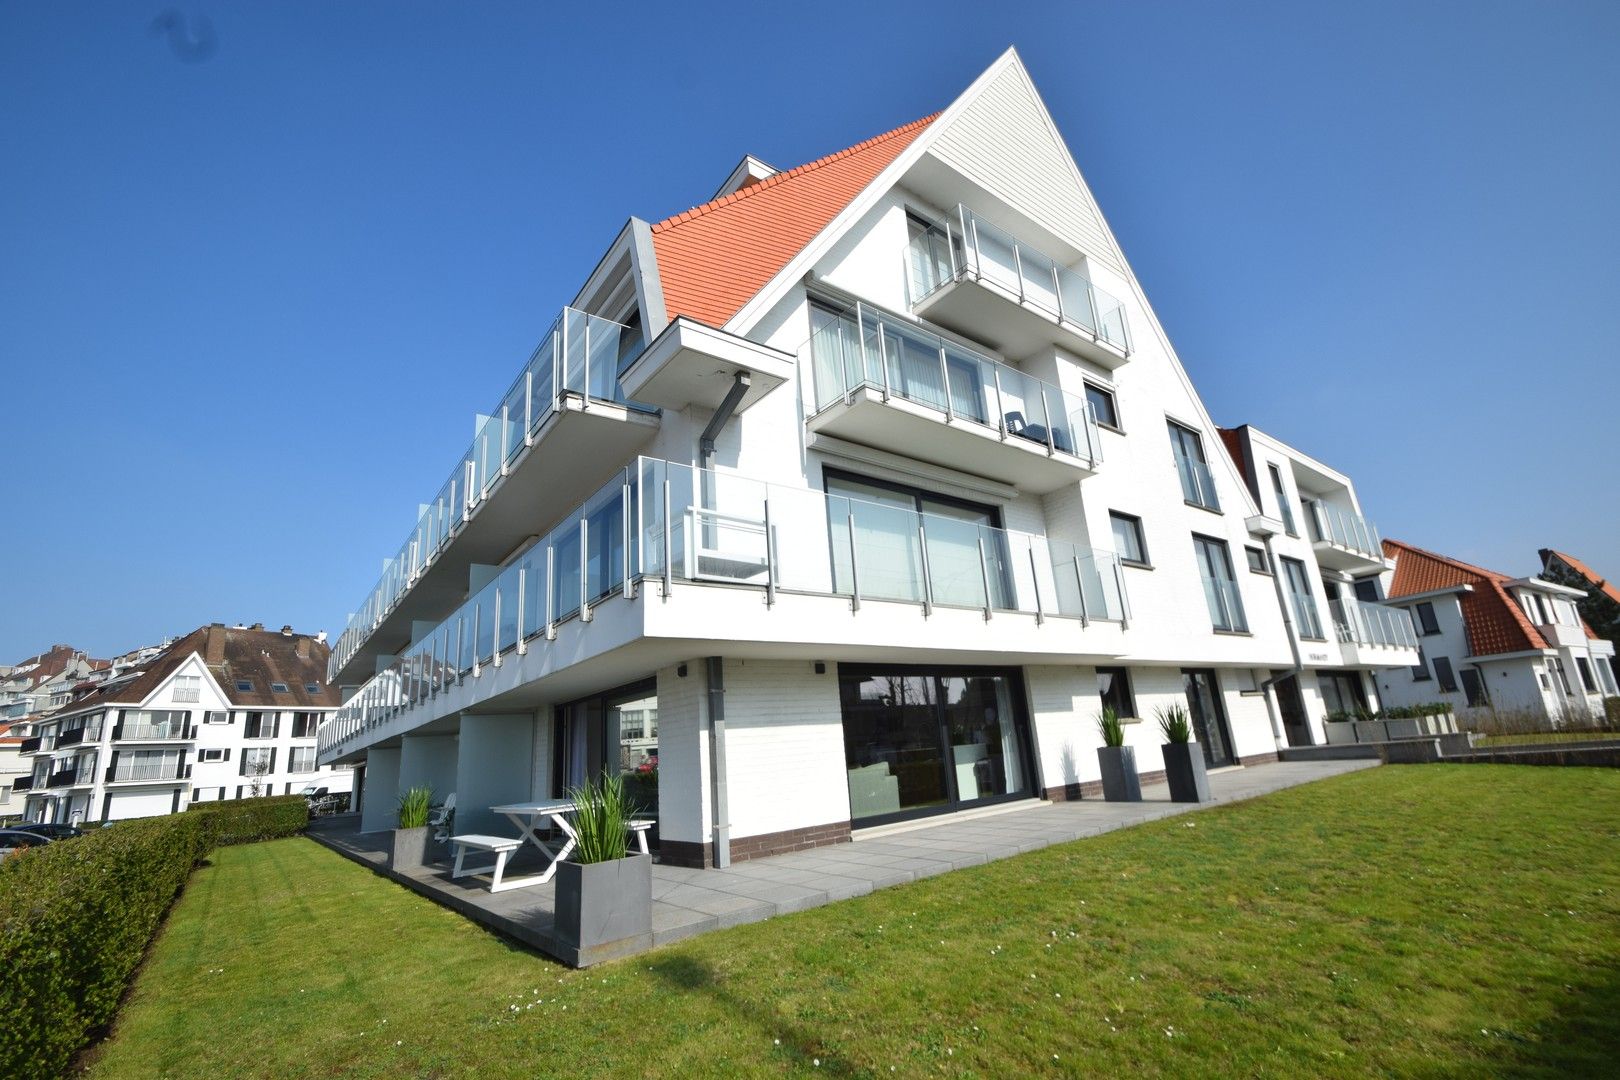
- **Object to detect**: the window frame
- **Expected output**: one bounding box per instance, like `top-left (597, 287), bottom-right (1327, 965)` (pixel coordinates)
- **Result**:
top-left (1279, 555), bottom-right (1325, 640)
top-left (1413, 601), bottom-right (1441, 636)
top-left (1267, 464), bottom-right (1298, 537)
top-left (1168, 421), bottom-right (1221, 512)
top-left (1095, 666), bottom-right (1137, 719)
top-left (199, 748), bottom-right (229, 763)
top-left (1575, 657), bottom-right (1596, 693)
top-left (1084, 382), bottom-right (1121, 432)
top-left (1411, 644), bottom-right (1432, 682)
top-left (1192, 533), bottom-right (1248, 633)
top-left (1109, 511), bottom-right (1150, 568)
top-left (172, 674), bottom-right (201, 704)
top-left (1432, 656), bottom-right (1460, 694)
top-left (1244, 546), bottom-right (1271, 575)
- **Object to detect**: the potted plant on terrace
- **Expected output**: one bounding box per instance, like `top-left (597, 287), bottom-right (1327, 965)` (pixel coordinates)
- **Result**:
top-left (390, 785), bottom-right (434, 871)
top-left (1095, 707), bottom-right (1142, 802)
top-left (555, 771), bottom-right (653, 966)
top-left (1157, 704), bottom-right (1210, 803)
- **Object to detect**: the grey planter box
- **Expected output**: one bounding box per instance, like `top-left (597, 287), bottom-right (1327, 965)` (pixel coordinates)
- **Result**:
top-left (390, 826), bottom-right (431, 871)
top-left (555, 852), bottom-right (653, 967)
top-left (1161, 743), bottom-right (1211, 803)
top-left (1385, 718), bottom-right (1422, 740)
top-left (1096, 746), bottom-right (1142, 802)
top-left (1324, 722), bottom-right (1357, 746)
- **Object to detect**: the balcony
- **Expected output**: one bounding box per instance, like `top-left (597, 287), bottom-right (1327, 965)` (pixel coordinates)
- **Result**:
top-left (46, 768), bottom-right (81, 789)
top-left (321, 455), bottom-right (1130, 762)
top-left (19, 735), bottom-right (41, 754)
top-left (1535, 617), bottom-right (1590, 649)
top-left (1306, 500), bottom-right (1386, 572)
top-left (115, 722), bottom-right (191, 742)
top-left (105, 762), bottom-right (190, 784)
top-left (328, 307), bottom-right (660, 685)
top-left (1330, 598), bottom-right (1419, 667)
top-left (806, 303), bottom-right (1102, 494)
top-left (12, 776), bottom-right (33, 793)
top-left (905, 205), bottom-right (1131, 368)
top-left (55, 728), bottom-right (87, 747)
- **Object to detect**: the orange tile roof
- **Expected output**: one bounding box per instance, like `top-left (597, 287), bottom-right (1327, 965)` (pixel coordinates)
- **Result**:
top-left (650, 115), bottom-right (939, 328)
top-left (1383, 539), bottom-right (1548, 657)
top-left (1541, 549), bottom-right (1620, 611)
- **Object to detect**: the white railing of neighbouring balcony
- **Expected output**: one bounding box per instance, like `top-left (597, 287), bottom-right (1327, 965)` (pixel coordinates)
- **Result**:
top-left (904, 204), bottom-right (1131, 355)
top-left (319, 456), bottom-right (1130, 759)
top-left (327, 308), bottom-right (648, 681)
top-left (1306, 499), bottom-right (1383, 561)
top-left (1329, 598), bottom-right (1418, 650)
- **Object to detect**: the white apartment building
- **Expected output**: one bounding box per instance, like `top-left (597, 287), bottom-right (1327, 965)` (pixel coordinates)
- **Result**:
top-left (1218, 426), bottom-right (1420, 739)
top-left (18, 623), bottom-right (351, 824)
top-left (320, 51), bottom-right (1368, 866)
top-left (1375, 541), bottom-right (1619, 724)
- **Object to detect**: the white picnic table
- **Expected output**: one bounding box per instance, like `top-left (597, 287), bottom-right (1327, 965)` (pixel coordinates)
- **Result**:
top-left (451, 801), bottom-right (656, 893)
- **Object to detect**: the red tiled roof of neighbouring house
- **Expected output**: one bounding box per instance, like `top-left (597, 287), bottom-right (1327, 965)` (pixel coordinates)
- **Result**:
top-left (1540, 549), bottom-right (1620, 611)
top-left (650, 115), bottom-right (938, 328)
top-left (1384, 539), bottom-right (1547, 657)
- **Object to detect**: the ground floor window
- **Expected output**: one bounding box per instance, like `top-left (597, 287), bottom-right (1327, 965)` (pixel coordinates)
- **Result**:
top-left (1319, 671), bottom-right (1370, 718)
top-left (553, 680), bottom-right (658, 813)
top-left (839, 665), bottom-right (1032, 826)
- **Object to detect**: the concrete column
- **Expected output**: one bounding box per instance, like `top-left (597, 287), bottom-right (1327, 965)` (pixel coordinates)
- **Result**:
top-left (398, 733), bottom-right (458, 805)
top-left (360, 747), bottom-right (401, 834)
top-left (455, 714), bottom-right (535, 835)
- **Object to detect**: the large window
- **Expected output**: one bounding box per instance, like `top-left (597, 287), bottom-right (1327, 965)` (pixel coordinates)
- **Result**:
top-left (119, 710), bottom-right (188, 740)
top-left (1575, 657), bottom-right (1596, 693)
top-left (1109, 512), bottom-right (1148, 566)
top-left (1411, 645), bottom-right (1432, 681)
top-left (1414, 601), bottom-right (1440, 636)
top-left (840, 666), bottom-right (1030, 824)
top-left (1319, 671), bottom-right (1369, 717)
top-left (1268, 464), bottom-right (1297, 536)
top-left (288, 747), bottom-right (317, 774)
top-left (1192, 535), bottom-right (1247, 632)
top-left (1460, 668), bottom-right (1490, 707)
top-left (1280, 557), bottom-right (1324, 640)
top-left (114, 749), bottom-right (182, 782)
top-left (553, 681), bottom-right (658, 812)
top-left (290, 713), bottom-right (319, 738)
top-left (243, 712), bottom-right (278, 739)
top-left (240, 746), bottom-right (275, 777)
top-left (1169, 422), bottom-right (1219, 511)
top-left (172, 675), bottom-right (200, 703)
top-left (824, 470), bottom-right (1009, 610)
top-left (1432, 656), bottom-right (1460, 694)
top-left (1096, 666), bottom-right (1136, 719)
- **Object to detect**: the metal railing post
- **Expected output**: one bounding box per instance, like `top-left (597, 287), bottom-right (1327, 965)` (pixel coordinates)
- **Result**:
top-left (1028, 545), bottom-right (1043, 625)
top-left (579, 516), bottom-right (591, 622)
top-left (524, 370), bottom-right (533, 445)
top-left (581, 314), bottom-right (592, 409)
top-left (1073, 556), bottom-right (1090, 628)
top-left (662, 476), bottom-right (673, 598)
top-left (1039, 386), bottom-right (1056, 455)
top-left (763, 498), bottom-right (777, 608)
top-left (622, 476), bottom-right (633, 600)
top-left (993, 365), bottom-right (1008, 440)
top-left (545, 545), bottom-right (556, 640)
top-left (937, 343), bottom-right (953, 423)
top-left (1113, 558), bottom-right (1130, 628)
top-left (516, 566), bottom-right (528, 655)
top-left (917, 517), bottom-right (934, 615)
top-left (978, 537), bottom-right (993, 621)
top-left (847, 511), bottom-right (862, 612)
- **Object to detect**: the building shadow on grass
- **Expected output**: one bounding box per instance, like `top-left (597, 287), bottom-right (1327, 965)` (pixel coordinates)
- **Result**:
top-left (650, 954), bottom-right (858, 1076)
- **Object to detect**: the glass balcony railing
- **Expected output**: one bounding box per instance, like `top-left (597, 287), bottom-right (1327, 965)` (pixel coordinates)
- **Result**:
top-left (1306, 500), bottom-right (1382, 560)
top-left (118, 722), bottom-right (189, 741)
top-left (808, 303), bottom-right (1102, 468)
top-left (1330, 598), bottom-right (1417, 650)
top-left (1174, 451), bottom-right (1220, 512)
top-left (321, 456), bottom-right (1130, 758)
top-left (906, 205), bottom-right (1131, 354)
top-left (328, 307), bottom-right (648, 680)
top-left (107, 761), bottom-right (187, 783)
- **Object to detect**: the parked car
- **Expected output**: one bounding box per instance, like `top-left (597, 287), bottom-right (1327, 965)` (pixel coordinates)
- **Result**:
top-left (0, 828), bottom-right (53, 858)
top-left (17, 822), bottom-right (83, 841)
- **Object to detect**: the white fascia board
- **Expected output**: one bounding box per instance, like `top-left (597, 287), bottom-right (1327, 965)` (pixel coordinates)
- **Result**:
top-left (1506, 576), bottom-right (1587, 599)
top-left (1243, 425), bottom-right (1358, 497)
top-left (1382, 584), bottom-right (1474, 604)
top-left (1463, 649), bottom-right (1556, 664)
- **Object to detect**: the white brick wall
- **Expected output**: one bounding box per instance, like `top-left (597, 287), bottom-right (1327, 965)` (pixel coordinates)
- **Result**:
top-left (721, 658), bottom-right (847, 838)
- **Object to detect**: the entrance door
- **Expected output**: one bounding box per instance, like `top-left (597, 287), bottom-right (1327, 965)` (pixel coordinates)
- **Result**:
top-left (1273, 672), bottom-right (1313, 747)
top-left (1182, 669), bottom-right (1236, 767)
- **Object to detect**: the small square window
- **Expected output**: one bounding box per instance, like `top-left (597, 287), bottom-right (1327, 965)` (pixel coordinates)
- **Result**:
top-left (203, 711), bottom-right (229, 725)
top-left (1085, 383), bottom-right (1120, 430)
top-left (235, 680), bottom-right (254, 692)
top-left (271, 683), bottom-right (289, 694)
top-left (1109, 511), bottom-right (1148, 566)
top-left (1245, 546), bottom-right (1270, 574)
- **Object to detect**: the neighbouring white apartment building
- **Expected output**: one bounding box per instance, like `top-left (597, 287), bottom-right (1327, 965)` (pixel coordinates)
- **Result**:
top-left (17, 623), bottom-right (352, 824)
top-left (318, 50), bottom-right (1411, 866)
top-left (1217, 426), bottom-right (1420, 738)
top-left (1375, 541), bottom-right (1619, 723)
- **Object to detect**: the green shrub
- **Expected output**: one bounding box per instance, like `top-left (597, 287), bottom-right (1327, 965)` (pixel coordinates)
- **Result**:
top-left (0, 814), bottom-right (209, 1079)
top-left (189, 794), bottom-right (309, 847)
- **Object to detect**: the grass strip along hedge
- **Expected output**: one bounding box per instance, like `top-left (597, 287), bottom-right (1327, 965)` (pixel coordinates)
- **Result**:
top-left (0, 794), bottom-right (310, 1080)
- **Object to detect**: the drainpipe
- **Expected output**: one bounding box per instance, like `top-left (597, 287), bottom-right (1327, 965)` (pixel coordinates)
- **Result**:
top-left (696, 377), bottom-right (747, 872)
top-left (705, 656), bottom-right (731, 868)
top-left (1246, 517), bottom-right (1302, 747)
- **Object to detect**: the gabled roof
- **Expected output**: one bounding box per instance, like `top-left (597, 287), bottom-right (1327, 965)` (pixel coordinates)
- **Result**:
top-left (650, 115), bottom-right (938, 328)
top-left (1384, 539), bottom-right (1549, 657)
top-left (47, 624), bottom-right (338, 719)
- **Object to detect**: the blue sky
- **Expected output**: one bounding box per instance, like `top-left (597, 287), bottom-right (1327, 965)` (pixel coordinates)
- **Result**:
top-left (2, 1), bottom-right (1617, 661)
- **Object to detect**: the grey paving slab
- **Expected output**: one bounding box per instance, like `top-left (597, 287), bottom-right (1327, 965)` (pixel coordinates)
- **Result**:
top-left (307, 758), bottom-right (1377, 967)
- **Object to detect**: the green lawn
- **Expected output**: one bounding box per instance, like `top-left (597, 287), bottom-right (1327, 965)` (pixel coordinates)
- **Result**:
top-left (86, 766), bottom-right (1620, 1078)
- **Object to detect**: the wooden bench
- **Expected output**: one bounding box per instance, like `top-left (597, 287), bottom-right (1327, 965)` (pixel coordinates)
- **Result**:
top-left (628, 819), bottom-right (655, 855)
top-left (449, 834), bottom-right (525, 892)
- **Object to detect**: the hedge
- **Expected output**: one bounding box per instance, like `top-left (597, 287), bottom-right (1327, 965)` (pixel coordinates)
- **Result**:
top-left (0, 795), bottom-right (309, 1079)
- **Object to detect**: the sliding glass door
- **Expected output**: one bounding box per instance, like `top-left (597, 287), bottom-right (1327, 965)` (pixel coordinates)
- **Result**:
top-left (839, 666), bottom-right (1033, 826)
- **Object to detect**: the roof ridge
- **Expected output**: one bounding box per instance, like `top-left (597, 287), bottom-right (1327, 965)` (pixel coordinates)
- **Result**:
top-left (651, 113), bottom-right (940, 234)
top-left (1384, 538), bottom-right (1512, 583)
